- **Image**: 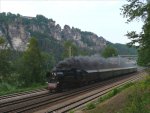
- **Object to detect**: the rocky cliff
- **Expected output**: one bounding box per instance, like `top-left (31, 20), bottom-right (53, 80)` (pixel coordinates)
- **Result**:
top-left (0, 12), bottom-right (107, 52)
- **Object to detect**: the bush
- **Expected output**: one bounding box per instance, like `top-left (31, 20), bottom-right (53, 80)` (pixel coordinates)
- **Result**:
top-left (98, 97), bottom-right (104, 103)
top-left (86, 102), bottom-right (96, 110)
top-left (0, 82), bottom-right (16, 92)
top-left (112, 88), bottom-right (118, 96)
top-left (5, 73), bottom-right (20, 86)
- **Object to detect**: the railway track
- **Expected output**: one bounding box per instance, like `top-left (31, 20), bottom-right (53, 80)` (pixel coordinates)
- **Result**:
top-left (0, 71), bottom-right (145, 113)
top-left (0, 88), bottom-right (50, 108)
top-left (52, 74), bottom-right (142, 113)
top-left (0, 87), bottom-right (47, 100)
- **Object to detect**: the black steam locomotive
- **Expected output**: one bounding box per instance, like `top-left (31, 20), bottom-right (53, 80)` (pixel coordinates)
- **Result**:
top-left (46, 67), bottom-right (137, 92)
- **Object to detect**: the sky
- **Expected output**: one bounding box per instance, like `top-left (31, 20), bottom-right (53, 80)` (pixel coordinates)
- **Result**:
top-left (0, 0), bottom-right (143, 44)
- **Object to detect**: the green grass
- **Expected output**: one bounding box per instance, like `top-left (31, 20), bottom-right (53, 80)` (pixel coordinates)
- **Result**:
top-left (86, 102), bottom-right (96, 110)
top-left (119, 76), bottom-right (150, 113)
top-left (0, 82), bottom-right (47, 96)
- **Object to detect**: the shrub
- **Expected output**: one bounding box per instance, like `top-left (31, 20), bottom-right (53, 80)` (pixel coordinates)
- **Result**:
top-left (0, 82), bottom-right (16, 92)
top-left (112, 88), bottom-right (118, 96)
top-left (86, 102), bottom-right (96, 110)
top-left (98, 97), bottom-right (104, 103)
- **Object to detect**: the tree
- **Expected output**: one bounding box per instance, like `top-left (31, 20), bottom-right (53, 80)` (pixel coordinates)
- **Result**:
top-left (19, 37), bottom-right (45, 86)
top-left (42, 52), bottom-right (55, 71)
top-left (62, 40), bottom-right (79, 59)
top-left (121, 0), bottom-right (150, 66)
top-left (102, 46), bottom-right (118, 58)
top-left (0, 37), bottom-right (11, 81)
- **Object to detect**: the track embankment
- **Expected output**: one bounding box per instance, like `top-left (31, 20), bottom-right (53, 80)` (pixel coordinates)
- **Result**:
top-left (0, 71), bottom-right (145, 113)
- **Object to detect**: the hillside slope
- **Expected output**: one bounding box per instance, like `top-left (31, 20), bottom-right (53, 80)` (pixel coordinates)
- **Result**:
top-left (0, 12), bottom-right (137, 59)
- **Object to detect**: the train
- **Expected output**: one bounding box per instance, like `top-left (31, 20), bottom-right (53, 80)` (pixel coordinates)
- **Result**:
top-left (46, 67), bottom-right (137, 92)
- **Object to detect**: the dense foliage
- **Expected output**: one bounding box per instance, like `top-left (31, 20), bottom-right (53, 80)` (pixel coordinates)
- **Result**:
top-left (30, 31), bottom-right (63, 62)
top-left (0, 37), bottom-right (55, 91)
top-left (62, 40), bottom-right (79, 59)
top-left (0, 37), bottom-right (12, 81)
top-left (101, 46), bottom-right (118, 58)
top-left (108, 42), bottom-right (137, 55)
top-left (121, 0), bottom-right (150, 66)
top-left (18, 38), bottom-right (45, 86)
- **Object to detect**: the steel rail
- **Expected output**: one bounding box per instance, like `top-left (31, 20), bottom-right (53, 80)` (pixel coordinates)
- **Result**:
top-left (37, 72), bottom-right (144, 113)
top-left (60, 76), bottom-right (142, 113)
top-left (0, 71), bottom-right (144, 113)
top-left (0, 87), bottom-right (47, 100)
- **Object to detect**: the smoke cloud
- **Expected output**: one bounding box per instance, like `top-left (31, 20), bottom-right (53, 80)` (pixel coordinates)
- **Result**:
top-left (54, 55), bottom-right (136, 70)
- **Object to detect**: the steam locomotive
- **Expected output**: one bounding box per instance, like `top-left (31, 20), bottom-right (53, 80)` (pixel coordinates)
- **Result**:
top-left (46, 67), bottom-right (137, 92)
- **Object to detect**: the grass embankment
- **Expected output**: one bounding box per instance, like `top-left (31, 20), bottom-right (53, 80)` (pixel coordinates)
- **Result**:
top-left (83, 75), bottom-right (150, 113)
top-left (0, 83), bottom-right (47, 96)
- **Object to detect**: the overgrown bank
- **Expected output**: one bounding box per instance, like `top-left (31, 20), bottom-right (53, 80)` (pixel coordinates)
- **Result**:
top-left (83, 75), bottom-right (150, 113)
